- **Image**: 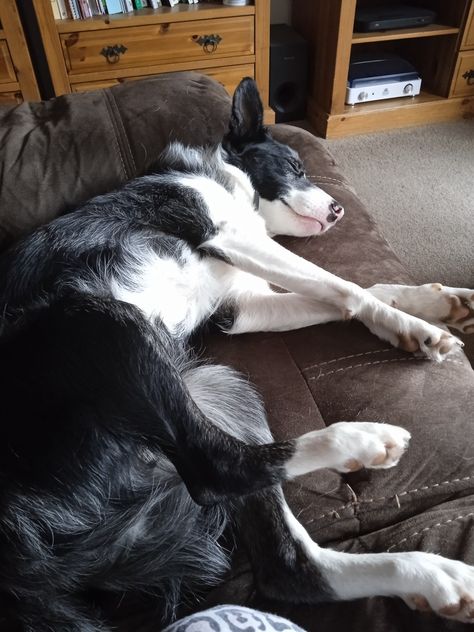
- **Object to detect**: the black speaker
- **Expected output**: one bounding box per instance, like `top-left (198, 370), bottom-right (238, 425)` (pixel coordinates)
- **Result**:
top-left (270, 24), bottom-right (308, 123)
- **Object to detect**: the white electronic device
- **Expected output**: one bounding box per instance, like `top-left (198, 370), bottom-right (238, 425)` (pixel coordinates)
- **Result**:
top-left (346, 77), bottom-right (421, 105)
top-left (346, 53), bottom-right (421, 105)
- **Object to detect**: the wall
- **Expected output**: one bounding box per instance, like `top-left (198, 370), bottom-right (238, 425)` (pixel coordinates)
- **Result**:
top-left (270, 0), bottom-right (291, 24)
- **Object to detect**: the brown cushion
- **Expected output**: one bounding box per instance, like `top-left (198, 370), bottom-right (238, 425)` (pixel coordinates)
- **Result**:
top-left (0, 72), bottom-right (230, 252)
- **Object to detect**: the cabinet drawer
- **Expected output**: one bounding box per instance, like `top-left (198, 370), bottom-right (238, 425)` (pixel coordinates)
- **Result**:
top-left (0, 40), bottom-right (16, 84)
top-left (0, 90), bottom-right (22, 105)
top-left (199, 63), bottom-right (254, 95)
top-left (451, 51), bottom-right (474, 97)
top-left (71, 64), bottom-right (254, 96)
top-left (61, 16), bottom-right (254, 75)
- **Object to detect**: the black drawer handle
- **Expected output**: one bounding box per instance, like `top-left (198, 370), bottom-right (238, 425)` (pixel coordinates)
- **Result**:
top-left (462, 69), bottom-right (474, 85)
top-left (193, 34), bottom-right (222, 54)
top-left (100, 44), bottom-right (128, 64)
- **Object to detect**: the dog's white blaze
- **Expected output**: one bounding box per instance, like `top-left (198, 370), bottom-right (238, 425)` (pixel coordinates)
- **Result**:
top-left (181, 175), bottom-right (267, 236)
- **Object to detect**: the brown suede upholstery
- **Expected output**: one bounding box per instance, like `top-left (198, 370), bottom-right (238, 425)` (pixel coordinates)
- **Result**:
top-left (1, 73), bottom-right (473, 632)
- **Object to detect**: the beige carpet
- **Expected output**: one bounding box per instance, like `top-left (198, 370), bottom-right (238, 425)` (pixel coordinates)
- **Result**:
top-left (318, 120), bottom-right (474, 361)
top-left (324, 120), bottom-right (474, 288)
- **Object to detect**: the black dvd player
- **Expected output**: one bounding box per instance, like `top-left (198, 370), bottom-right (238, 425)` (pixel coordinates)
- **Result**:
top-left (354, 4), bottom-right (437, 32)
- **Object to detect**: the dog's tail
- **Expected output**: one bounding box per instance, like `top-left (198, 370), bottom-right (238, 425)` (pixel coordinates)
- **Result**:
top-left (183, 362), bottom-right (272, 447)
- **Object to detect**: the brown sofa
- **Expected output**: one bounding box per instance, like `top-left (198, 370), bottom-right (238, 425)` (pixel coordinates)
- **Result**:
top-left (1, 73), bottom-right (474, 632)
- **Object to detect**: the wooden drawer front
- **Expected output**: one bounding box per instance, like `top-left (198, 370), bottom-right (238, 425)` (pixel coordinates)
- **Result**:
top-left (61, 17), bottom-right (255, 75)
top-left (71, 78), bottom-right (126, 92)
top-left (462, 2), bottom-right (474, 49)
top-left (200, 63), bottom-right (254, 95)
top-left (71, 64), bottom-right (254, 96)
top-left (452, 51), bottom-right (474, 97)
top-left (0, 90), bottom-right (22, 104)
top-left (0, 40), bottom-right (16, 83)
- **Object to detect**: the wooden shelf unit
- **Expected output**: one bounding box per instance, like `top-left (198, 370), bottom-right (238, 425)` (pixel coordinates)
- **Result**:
top-left (292, 0), bottom-right (474, 137)
top-left (32, 0), bottom-right (274, 122)
top-left (351, 23), bottom-right (460, 43)
top-left (0, 0), bottom-right (40, 104)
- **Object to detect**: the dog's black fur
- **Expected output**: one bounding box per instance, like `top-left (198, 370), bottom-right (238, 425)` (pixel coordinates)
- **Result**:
top-left (0, 79), bottom-right (335, 631)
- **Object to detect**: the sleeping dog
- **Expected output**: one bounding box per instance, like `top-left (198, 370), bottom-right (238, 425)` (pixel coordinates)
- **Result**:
top-left (1, 78), bottom-right (474, 631)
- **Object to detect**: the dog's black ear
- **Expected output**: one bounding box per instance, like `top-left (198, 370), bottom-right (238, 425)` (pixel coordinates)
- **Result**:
top-left (225, 77), bottom-right (267, 150)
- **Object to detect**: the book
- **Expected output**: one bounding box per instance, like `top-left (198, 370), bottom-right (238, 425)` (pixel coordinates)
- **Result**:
top-left (78, 0), bottom-right (92, 17)
top-left (133, 0), bottom-right (145, 8)
top-left (50, 0), bottom-right (61, 19)
top-left (57, 0), bottom-right (71, 17)
top-left (67, 0), bottom-right (82, 19)
top-left (104, 0), bottom-right (123, 13)
top-left (162, 0), bottom-right (179, 6)
top-left (148, 0), bottom-right (161, 7)
top-left (123, 0), bottom-right (134, 11)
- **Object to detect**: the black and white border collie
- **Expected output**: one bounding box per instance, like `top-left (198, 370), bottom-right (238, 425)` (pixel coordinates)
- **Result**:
top-left (1, 78), bottom-right (474, 631)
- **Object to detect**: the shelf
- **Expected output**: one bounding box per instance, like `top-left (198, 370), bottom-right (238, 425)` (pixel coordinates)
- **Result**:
top-left (352, 23), bottom-right (459, 44)
top-left (0, 29), bottom-right (4, 38)
top-left (56, 3), bottom-right (255, 33)
top-left (343, 90), bottom-right (445, 114)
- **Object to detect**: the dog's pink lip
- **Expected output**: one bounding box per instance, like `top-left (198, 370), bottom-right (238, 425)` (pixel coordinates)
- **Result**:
top-left (284, 202), bottom-right (324, 233)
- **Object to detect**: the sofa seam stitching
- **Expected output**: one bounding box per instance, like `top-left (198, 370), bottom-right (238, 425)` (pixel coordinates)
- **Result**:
top-left (108, 90), bottom-right (138, 175)
top-left (386, 512), bottom-right (474, 552)
top-left (303, 348), bottom-right (393, 372)
top-left (307, 357), bottom-right (464, 379)
top-left (103, 91), bottom-right (131, 180)
top-left (308, 475), bottom-right (474, 523)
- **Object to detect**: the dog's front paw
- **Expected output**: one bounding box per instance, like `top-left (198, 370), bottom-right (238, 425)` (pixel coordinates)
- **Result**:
top-left (327, 421), bottom-right (411, 473)
top-left (435, 285), bottom-right (474, 334)
top-left (400, 553), bottom-right (474, 624)
top-left (368, 315), bottom-right (463, 362)
top-left (396, 321), bottom-right (463, 362)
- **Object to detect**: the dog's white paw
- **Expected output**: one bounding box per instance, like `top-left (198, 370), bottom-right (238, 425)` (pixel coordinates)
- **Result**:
top-left (397, 320), bottom-right (462, 362)
top-left (326, 421), bottom-right (411, 473)
top-left (435, 285), bottom-right (474, 334)
top-left (370, 283), bottom-right (474, 335)
top-left (368, 314), bottom-right (462, 362)
top-left (400, 553), bottom-right (474, 623)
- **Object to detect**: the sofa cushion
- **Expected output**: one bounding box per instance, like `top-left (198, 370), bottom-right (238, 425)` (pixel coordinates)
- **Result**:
top-left (0, 72), bottom-right (230, 252)
top-left (0, 74), bottom-right (473, 632)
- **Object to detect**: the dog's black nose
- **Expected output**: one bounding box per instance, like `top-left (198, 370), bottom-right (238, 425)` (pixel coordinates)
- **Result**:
top-left (327, 201), bottom-right (344, 223)
top-left (330, 201), bottom-right (344, 215)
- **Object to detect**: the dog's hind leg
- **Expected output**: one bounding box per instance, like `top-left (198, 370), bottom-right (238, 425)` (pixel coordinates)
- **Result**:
top-left (237, 486), bottom-right (474, 624)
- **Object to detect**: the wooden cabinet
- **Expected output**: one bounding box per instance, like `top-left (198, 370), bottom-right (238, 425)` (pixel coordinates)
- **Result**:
top-left (450, 1), bottom-right (474, 97)
top-left (292, 0), bottom-right (474, 137)
top-left (32, 0), bottom-right (273, 122)
top-left (0, 0), bottom-right (40, 104)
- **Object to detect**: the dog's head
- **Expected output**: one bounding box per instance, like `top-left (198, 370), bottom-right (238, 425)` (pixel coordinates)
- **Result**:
top-left (223, 78), bottom-right (344, 237)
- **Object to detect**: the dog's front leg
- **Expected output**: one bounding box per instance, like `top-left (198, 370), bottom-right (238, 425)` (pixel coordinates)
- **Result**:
top-left (203, 222), bottom-right (462, 360)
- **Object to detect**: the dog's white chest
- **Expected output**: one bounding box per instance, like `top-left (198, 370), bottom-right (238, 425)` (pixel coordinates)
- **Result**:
top-left (110, 249), bottom-right (233, 335)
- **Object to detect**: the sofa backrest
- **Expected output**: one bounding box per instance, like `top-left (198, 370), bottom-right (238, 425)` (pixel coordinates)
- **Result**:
top-left (0, 72), bottom-right (231, 252)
